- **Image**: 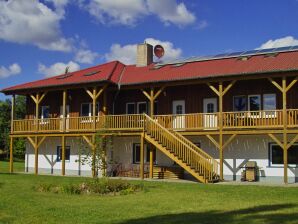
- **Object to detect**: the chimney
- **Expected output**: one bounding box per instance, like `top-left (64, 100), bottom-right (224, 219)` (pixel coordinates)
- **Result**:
top-left (136, 43), bottom-right (153, 67)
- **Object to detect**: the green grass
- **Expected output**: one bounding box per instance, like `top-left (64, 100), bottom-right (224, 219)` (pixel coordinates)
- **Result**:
top-left (0, 174), bottom-right (297, 224)
top-left (0, 160), bottom-right (24, 173)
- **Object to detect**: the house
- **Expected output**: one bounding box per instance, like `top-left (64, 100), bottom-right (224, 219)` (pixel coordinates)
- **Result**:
top-left (2, 43), bottom-right (298, 184)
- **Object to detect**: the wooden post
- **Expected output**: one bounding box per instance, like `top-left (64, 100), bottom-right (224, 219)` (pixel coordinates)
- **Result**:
top-left (282, 77), bottom-right (288, 184)
top-left (34, 136), bottom-right (38, 175)
top-left (9, 137), bottom-right (13, 173)
top-left (11, 95), bottom-right (15, 133)
top-left (35, 93), bottom-right (40, 132)
top-left (208, 81), bottom-right (235, 181)
top-left (92, 135), bottom-right (96, 177)
top-left (93, 88), bottom-right (97, 130)
top-left (140, 133), bottom-right (144, 179)
top-left (61, 135), bottom-right (66, 176)
top-left (62, 90), bottom-right (67, 132)
top-left (142, 86), bottom-right (165, 179)
top-left (218, 82), bottom-right (224, 180)
top-left (103, 90), bottom-right (107, 115)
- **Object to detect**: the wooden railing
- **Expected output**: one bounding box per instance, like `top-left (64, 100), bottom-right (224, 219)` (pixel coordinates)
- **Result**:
top-left (11, 109), bottom-right (298, 134)
top-left (144, 114), bottom-right (218, 182)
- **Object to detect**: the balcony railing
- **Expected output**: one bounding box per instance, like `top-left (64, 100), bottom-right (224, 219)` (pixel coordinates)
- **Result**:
top-left (11, 109), bottom-right (298, 134)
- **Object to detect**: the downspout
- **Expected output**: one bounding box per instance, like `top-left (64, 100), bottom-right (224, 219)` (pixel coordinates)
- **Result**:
top-left (112, 66), bottom-right (126, 114)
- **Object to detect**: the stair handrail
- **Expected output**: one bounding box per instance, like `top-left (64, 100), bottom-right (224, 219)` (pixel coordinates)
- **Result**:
top-left (144, 114), bottom-right (216, 179)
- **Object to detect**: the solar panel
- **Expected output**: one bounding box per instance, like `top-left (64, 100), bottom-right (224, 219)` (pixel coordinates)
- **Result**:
top-left (154, 45), bottom-right (298, 68)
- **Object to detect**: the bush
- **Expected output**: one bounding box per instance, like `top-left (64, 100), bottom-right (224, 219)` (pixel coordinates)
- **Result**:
top-left (34, 178), bottom-right (143, 196)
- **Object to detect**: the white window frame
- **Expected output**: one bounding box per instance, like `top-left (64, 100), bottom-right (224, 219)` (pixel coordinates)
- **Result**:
top-left (126, 102), bottom-right (135, 114)
top-left (269, 143), bottom-right (298, 167)
top-left (137, 101), bottom-right (147, 114)
top-left (248, 95), bottom-right (261, 117)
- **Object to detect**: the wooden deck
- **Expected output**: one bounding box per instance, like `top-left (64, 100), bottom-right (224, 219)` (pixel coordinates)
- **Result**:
top-left (11, 109), bottom-right (298, 134)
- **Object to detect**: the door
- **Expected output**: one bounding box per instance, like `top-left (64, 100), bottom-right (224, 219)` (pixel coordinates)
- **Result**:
top-left (60, 105), bottom-right (70, 131)
top-left (203, 98), bottom-right (218, 129)
top-left (172, 100), bottom-right (185, 129)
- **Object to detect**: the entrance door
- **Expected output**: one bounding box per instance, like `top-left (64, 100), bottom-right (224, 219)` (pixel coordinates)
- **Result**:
top-left (60, 105), bottom-right (70, 131)
top-left (203, 98), bottom-right (218, 129)
top-left (172, 100), bottom-right (185, 129)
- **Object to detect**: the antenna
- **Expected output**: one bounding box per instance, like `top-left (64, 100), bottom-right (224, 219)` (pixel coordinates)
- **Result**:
top-left (64, 66), bottom-right (70, 74)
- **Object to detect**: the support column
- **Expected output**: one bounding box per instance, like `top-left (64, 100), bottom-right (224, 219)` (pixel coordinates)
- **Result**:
top-left (9, 137), bottom-right (13, 173)
top-left (92, 135), bottom-right (96, 177)
top-left (34, 136), bottom-right (38, 175)
top-left (208, 81), bottom-right (235, 180)
top-left (62, 90), bottom-right (67, 132)
top-left (282, 77), bottom-right (288, 184)
top-left (62, 135), bottom-right (66, 176)
top-left (268, 76), bottom-right (298, 184)
top-left (11, 95), bottom-right (15, 133)
top-left (30, 92), bottom-right (47, 132)
top-left (140, 133), bottom-right (144, 179)
top-left (142, 86), bottom-right (165, 179)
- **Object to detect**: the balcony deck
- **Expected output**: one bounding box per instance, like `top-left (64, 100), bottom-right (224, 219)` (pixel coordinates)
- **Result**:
top-left (11, 109), bottom-right (298, 135)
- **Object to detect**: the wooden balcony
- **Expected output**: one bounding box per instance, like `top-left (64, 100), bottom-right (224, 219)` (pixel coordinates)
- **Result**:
top-left (11, 109), bottom-right (298, 134)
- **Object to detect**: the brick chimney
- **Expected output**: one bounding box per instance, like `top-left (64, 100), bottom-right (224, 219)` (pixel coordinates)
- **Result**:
top-left (136, 43), bottom-right (153, 67)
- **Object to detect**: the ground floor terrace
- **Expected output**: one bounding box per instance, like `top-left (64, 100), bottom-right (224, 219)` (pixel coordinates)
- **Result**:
top-left (9, 111), bottom-right (298, 184)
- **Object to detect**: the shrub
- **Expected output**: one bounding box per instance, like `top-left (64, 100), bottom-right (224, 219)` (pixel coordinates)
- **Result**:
top-left (34, 178), bottom-right (143, 196)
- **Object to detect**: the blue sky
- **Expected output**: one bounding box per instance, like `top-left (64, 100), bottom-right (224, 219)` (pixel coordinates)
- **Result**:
top-left (1, 0), bottom-right (298, 99)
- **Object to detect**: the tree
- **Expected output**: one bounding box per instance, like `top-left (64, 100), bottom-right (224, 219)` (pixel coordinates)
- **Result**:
top-left (0, 95), bottom-right (26, 160)
top-left (77, 130), bottom-right (113, 178)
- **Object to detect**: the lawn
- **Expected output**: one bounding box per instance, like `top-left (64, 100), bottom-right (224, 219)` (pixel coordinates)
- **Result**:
top-left (0, 173), bottom-right (297, 224)
top-left (0, 160), bottom-right (24, 173)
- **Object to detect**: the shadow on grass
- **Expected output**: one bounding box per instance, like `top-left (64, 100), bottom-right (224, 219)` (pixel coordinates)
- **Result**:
top-left (118, 204), bottom-right (298, 224)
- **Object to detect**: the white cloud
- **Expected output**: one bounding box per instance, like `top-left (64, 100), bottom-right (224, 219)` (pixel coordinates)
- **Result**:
top-left (74, 49), bottom-right (99, 64)
top-left (258, 36), bottom-right (298, 49)
top-left (195, 20), bottom-right (208, 30)
top-left (0, 63), bottom-right (21, 78)
top-left (146, 0), bottom-right (196, 26)
top-left (0, 0), bottom-right (72, 52)
top-left (38, 61), bottom-right (80, 77)
top-left (84, 0), bottom-right (196, 27)
top-left (105, 38), bottom-right (182, 64)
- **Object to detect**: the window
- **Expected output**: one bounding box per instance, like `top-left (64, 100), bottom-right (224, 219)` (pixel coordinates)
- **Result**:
top-left (233, 96), bottom-right (247, 111)
top-left (269, 143), bottom-right (298, 166)
top-left (133, 143), bottom-right (156, 164)
top-left (81, 103), bottom-right (99, 116)
top-left (206, 103), bottom-right (214, 113)
top-left (263, 94), bottom-right (276, 117)
top-left (137, 102), bottom-right (147, 114)
top-left (57, 146), bottom-right (70, 162)
top-left (176, 105), bottom-right (183, 114)
top-left (41, 106), bottom-right (50, 119)
top-left (126, 103), bottom-right (135, 114)
top-left (248, 95), bottom-right (261, 111)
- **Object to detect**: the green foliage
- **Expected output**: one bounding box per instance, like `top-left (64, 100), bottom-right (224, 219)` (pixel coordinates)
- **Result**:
top-left (0, 95), bottom-right (26, 159)
top-left (34, 178), bottom-right (143, 196)
top-left (77, 130), bottom-right (113, 177)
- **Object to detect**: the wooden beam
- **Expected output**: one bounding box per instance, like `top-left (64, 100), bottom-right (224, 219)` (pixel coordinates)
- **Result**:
top-left (95, 84), bottom-right (108, 100)
top-left (285, 77), bottom-right (298, 92)
top-left (142, 89), bottom-right (151, 101)
top-left (62, 135), bottom-right (66, 176)
top-left (282, 77), bottom-right (288, 184)
top-left (222, 80), bottom-right (236, 96)
top-left (37, 136), bottom-right (46, 148)
top-left (9, 137), bottom-right (13, 173)
top-left (34, 136), bottom-right (38, 175)
top-left (153, 86), bottom-right (165, 100)
top-left (62, 90), bottom-right (67, 131)
top-left (268, 78), bottom-right (283, 92)
top-left (92, 135), bottom-right (96, 178)
top-left (11, 95), bottom-right (15, 133)
top-left (207, 83), bottom-right (220, 96)
top-left (206, 135), bottom-right (220, 149)
top-left (149, 145), bottom-right (154, 178)
top-left (268, 133), bottom-right (283, 148)
top-left (38, 92), bottom-right (47, 104)
top-left (223, 134), bottom-right (237, 150)
top-left (82, 135), bottom-right (94, 148)
top-left (286, 134), bottom-right (298, 150)
top-left (30, 94), bottom-right (38, 104)
top-left (85, 88), bottom-right (94, 99)
top-left (140, 133), bottom-right (144, 179)
top-left (27, 136), bottom-right (37, 148)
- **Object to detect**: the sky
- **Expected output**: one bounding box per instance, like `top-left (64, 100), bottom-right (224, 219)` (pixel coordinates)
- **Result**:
top-left (1, 0), bottom-right (298, 99)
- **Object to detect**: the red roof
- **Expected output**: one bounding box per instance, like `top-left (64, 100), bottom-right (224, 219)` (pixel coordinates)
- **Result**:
top-left (2, 50), bottom-right (298, 93)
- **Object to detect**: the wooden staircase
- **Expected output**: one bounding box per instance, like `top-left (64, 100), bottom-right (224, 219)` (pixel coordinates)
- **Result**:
top-left (144, 114), bottom-right (219, 183)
